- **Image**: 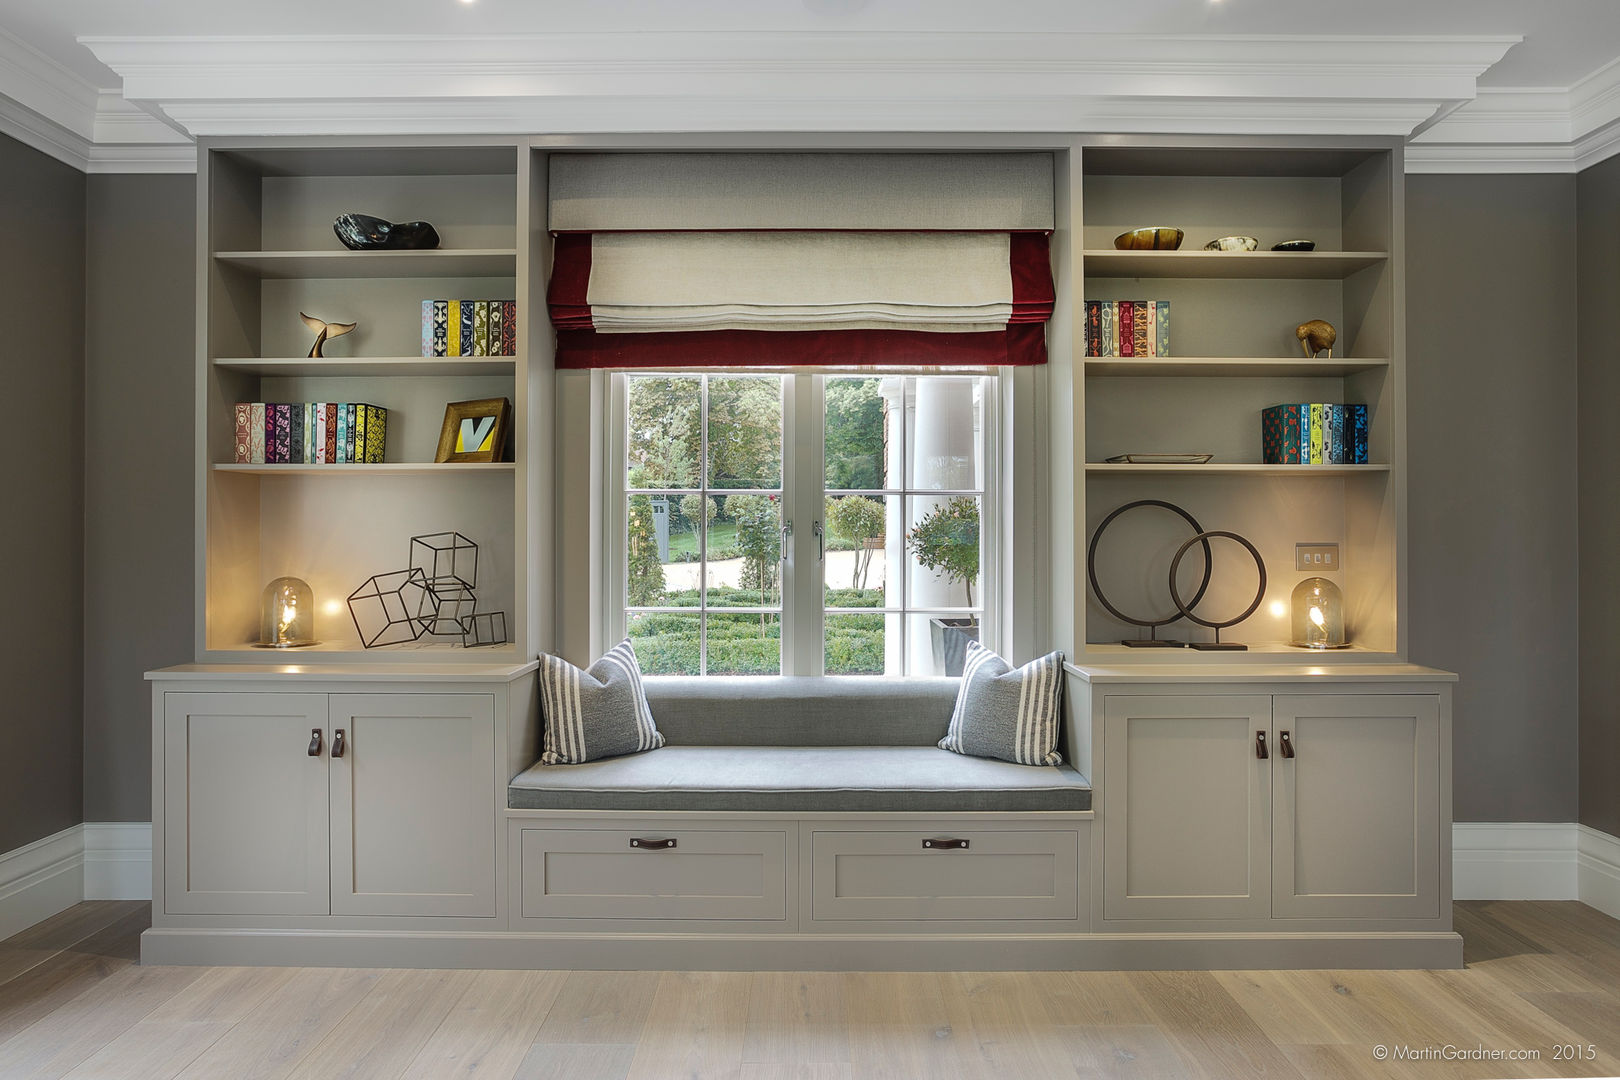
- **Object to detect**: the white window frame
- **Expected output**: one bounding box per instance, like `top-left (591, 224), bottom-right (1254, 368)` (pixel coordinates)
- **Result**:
top-left (603, 371), bottom-right (1003, 676)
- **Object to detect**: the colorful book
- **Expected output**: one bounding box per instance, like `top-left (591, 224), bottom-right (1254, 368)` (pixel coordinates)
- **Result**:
top-left (1084, 300), bottom-right (1100, 357)
top-left (447, 301), bottom-right (462, 357)
top-left (434, 300), bottom-right (450, 357)
top-left (362, 405), bottom-right (387, 464)
top-left (459, 302), bottom-right (475, 358)
top-left (1327, 406), bottom-right (1347, 464)
top-left (1133, 301), bottom-right (1150, 358)
top-left (1350, 404), bottom-right (1369, 463)
top-left (288, 404), bottom-right (304, 465)
top-left (489, 302), bottom-right (505, 358)
top-left (1144, 301), bottom-right (1156, 357)
top-left (421, 300), bottom-right (433, 358)
top-left (313, 403), bottom-right (326, 464)
top-left (325, 404), bottom-right (339, 464)
top-left (1261, 404), bottom-right (1308, 464)
top-left (249, 404), bottom-right (266, 465)
top-left (1155, 300), bottom-right (1170, 358)
top-left (473, 300), bottom-right (490, 357)
top-left (501, 300), bottom-right (517, 356)
top-left (346, 404), bottom-right (359, 462)
top-left (304, 404), bottom-right (316, 464)
top-left (1117, 300), bottom-right (1134, 357)
top-left (1308, 404), bottom-right (1325, 464)
top-left (1099, 302), bottom-right (1115, 358)
top-left (234, 403), bottom-right (251, 463)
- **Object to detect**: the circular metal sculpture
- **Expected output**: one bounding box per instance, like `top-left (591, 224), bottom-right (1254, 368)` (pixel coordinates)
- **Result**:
top-left (1087, 499), bottom-right (1212, 647)
top-left (1168, 530), bottom-right (1267, 652)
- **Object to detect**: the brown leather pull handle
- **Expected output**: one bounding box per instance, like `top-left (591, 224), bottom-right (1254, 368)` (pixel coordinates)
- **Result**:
top-left (1280, 731), bottom-right (1295, 759)
top-left (308, 729), bottom-right (322, 757)
top-left (630, 838), bottom-right (676, 850)
top-left (922, 838), bottom-right (970, 850)
top-left (1256, 731), bottom-right (1268, 759)
top-left (332, 729), bottom-right (346, 758)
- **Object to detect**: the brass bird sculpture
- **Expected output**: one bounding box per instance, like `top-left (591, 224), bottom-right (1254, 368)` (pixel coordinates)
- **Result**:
top-left (301, 312), bottom-right (357, 358)
top-left (1296, 319), bottom-right (1337, 359)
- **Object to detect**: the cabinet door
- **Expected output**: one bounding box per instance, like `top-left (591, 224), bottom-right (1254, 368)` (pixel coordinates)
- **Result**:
top-left (328, 694), bottom-right (497, 917)
top-left (162, 693), bottom-right (330, 916)
top-left (1103, 695), bottom-right (1272, 921)
top-left (1272, 694), bottom-right (1441, 920)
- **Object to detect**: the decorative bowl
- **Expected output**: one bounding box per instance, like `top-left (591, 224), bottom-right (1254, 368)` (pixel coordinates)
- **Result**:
top-left (1204, 235), bottom-right (1259, 252)
top-left (333, 213), bottom-right (441, 251)
top-left (1114, 227), bottom-right (1184, 251)
top-left (1271, 239), bottom-right (1317, 252)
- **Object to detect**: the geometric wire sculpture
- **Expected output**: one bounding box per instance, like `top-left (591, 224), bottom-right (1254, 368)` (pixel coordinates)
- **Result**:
top-left (1086, 499), bottom-right (1213, 647)
top-left (461, 610), bottom-right (509, 648)
top-left (1168, 530), bottom-right (1267, 652)
top-left (410, 531), bottom-right (478, 591)
top-left (347, 568), bottom-right (433, 648)
top-left (350, 532), bottom-right (507, 648)
top-left (416, 581), bottom-right (478, 637)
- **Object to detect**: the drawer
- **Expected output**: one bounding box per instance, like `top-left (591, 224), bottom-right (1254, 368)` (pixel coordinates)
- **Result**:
top-left (809, 828), bottom-right (1081, 922)
top-left (517, 827), bottom-right (788, 921)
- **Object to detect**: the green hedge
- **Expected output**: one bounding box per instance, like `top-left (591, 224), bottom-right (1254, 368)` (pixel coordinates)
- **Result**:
top-left (628, 599), bottom-right (887, 675)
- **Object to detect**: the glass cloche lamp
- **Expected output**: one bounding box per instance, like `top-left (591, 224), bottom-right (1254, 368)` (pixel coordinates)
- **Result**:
top-left (256, 576), bottom-right (319, 648)
top-left (1290, 577), bottom-right (1348, 649)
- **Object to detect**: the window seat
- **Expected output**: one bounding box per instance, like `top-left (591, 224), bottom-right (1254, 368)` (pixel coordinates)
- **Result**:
top-left (509, 675), bottom-right (1091, 813)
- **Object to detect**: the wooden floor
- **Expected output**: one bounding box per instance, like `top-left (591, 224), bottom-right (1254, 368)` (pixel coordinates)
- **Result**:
top-left (0, 903), bottom-right (1615, 1079)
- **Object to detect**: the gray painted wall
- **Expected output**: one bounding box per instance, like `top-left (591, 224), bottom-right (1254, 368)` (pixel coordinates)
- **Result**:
top-left (82, 174), bottom-right (197, 823)
top-left (1406, 173), bottom-right (1580, 823)
top-left (1577, 156), bottom-right (1620, 837)
top-left (0, 133), bottom-right (86, 852)
top-left (56, 168), bottom-right (1595, 830)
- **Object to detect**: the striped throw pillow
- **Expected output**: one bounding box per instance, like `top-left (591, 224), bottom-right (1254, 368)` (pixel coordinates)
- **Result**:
top-left (538, 640), bottom-right (664, 765)
top-left (939, 641), bottom-right (1065, 766)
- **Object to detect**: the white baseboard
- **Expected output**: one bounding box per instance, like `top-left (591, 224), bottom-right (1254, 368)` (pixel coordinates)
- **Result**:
top-left (82, 822), bottom-right (151, 902)
top-left (1577, 824), bottom-right (1620, 921)
top-left (1452, 822), bottom-right (1581, 901)
top-left (0, 825), bottom-right (84, 942)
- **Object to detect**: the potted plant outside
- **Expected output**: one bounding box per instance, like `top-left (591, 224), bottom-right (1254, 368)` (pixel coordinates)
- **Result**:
top-left (904, 496), bottom-right (980, 676)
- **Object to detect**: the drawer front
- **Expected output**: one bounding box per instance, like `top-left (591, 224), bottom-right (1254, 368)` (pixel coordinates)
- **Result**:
top-left (810, 829), bottom-right (1081, 922)
top-left (518, 827), bottom-right (788, 921)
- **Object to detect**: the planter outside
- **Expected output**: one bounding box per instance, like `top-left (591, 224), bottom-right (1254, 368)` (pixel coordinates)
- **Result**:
top-left (929, 617), bottom-right (980, 676)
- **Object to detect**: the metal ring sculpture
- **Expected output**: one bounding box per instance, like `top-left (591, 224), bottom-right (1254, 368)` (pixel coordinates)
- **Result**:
top-left (1087, 499), bottom-right (1213, 646)
top-left (1168, 530), bottom-right (1267, 651)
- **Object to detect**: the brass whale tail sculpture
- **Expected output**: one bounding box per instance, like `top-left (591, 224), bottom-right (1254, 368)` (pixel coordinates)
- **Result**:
top-left (301, 312), bottom-right (358, 358)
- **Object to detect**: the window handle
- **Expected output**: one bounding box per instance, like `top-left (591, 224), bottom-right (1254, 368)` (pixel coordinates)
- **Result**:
top-left (780, 520), bottom-right (792, 563)
top-left (813, 521), bottom-right (824, 562)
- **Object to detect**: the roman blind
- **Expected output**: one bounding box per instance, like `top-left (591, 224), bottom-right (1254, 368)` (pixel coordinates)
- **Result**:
top-left (546, 152), bottom-right (1056, 369)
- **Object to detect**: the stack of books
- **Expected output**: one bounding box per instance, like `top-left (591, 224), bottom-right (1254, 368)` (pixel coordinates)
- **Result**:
top-left (422, 300), bottom-right (517, 357)
top-left (1262, 404), bottom-right (1368, 464)
top-left (1084, 300), bottom-right (1170, 357)
top-left (234, 403), bottom-right (388, 465)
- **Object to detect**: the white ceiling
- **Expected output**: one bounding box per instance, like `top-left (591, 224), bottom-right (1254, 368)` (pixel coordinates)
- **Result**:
top-left (3, 0), bottom-right (1619, 92)
top-left (2, 0), bottom-right (1620, 173)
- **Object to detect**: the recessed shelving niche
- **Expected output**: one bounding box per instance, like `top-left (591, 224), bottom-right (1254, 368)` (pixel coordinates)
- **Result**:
top-left (197, 139), bottom-right (549, 662)
top-left (1076, 143), bottom-right (1404, 660)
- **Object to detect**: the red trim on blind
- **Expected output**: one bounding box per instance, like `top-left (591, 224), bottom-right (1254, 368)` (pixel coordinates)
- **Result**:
top-left (555, 325), bottom-right (1047, 369)
top-left (1009, 232), bottom-right (1055, 323)
top-left (547, 232), bottom-right (594, 330)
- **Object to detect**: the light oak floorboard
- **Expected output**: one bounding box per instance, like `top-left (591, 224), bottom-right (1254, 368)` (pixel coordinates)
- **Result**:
top-left (398, 969), bottom-right (565, 1080)
top-left (169, 968), bottom-right (382, 1080)
top-left (0, 901), bottom-right (1614, 1080)
top-left (511, 1042), bottom-right (637, 1080)
top-left (280, 969), bottom-right (478, 1080)
top-left (532, 971), bottom-right (659, 1046)
top-left (743, 972), bottom-right (849, 1066)
top-left (625, 971), bottom-right (751, 1080)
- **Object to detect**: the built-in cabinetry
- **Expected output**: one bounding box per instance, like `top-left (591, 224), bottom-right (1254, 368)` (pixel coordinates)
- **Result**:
top-left (1073, 666), bottom-right (1454, 953)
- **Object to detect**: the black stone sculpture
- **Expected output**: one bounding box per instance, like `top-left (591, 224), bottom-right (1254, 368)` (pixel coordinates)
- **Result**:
top-left (333, 213), bottom-right (441, 251)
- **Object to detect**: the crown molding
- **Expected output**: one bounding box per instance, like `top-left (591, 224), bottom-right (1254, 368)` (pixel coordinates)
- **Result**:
top-left (83, 32), bottom-right (1514, 140)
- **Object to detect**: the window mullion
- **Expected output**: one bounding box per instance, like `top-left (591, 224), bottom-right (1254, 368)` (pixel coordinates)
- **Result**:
top-left (784, 373), bottom-right (823, 676)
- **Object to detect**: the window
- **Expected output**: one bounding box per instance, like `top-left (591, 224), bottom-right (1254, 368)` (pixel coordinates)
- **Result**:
top-left (610, 372), bottom-right (995, 676)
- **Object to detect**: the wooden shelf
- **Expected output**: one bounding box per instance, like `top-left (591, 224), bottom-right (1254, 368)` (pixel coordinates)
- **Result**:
top-left (213, 463), bottom-right (515, 476)
top-left (1082, 250), bottom-right (1387, 280)
top-left (1085, 463), bottom-right (1391, 477)
top-left (213, 249), bottom-right (518, 279)
top-left (215, 356), bottom-right (517, 378)
top-left (1084, 357), bottom-right (1389, 378)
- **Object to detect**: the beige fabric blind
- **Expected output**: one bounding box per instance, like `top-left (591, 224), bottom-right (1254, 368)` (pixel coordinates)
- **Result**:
top-left (548, 152), bottom-right (1055, 232)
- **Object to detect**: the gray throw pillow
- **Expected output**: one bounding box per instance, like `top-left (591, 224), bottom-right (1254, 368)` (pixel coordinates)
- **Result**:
top-left (539, 639), bottom-right (664, 764)
top-left (939, 641), bottom-right (1064, 766)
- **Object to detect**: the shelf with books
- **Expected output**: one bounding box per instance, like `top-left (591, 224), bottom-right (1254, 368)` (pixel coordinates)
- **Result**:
top-left (215, 357), bottom-right (518, 378)
top-left (214, 249), bottom-right (519, 280)
top-left (1081, 250), bottom-right (1386, 280)
top-left (213, 463), bottom-right (516, 476)
top-left (1084, 463), bottom-right (1390, 477)
top-left (1084, 356), bottom-right (1389, 378)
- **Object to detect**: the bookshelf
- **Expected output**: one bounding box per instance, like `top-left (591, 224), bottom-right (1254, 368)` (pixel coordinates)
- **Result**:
top-left (1075, 142), bottom-right (1405, 659)
top-left (195, 138), bottom-right (551, 662)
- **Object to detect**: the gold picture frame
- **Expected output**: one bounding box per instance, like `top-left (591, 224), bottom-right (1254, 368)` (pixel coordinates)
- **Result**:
top-left (435, 397), bottom-right (512, 463)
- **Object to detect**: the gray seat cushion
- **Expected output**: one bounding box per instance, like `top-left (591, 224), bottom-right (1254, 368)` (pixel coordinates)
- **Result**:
top-left (643, 677), bottom-right (959, 746)
top-left (508, 745), bottom-right (1091, 813)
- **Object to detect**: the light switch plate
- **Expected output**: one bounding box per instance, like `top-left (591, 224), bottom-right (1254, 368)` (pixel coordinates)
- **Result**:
top-left (1295, 543), bottom-right (1340, 572)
